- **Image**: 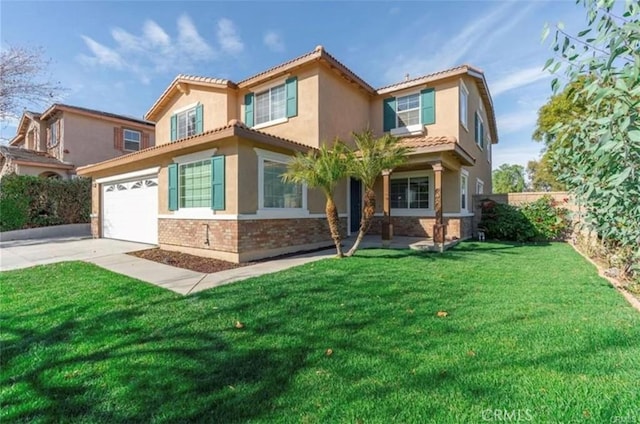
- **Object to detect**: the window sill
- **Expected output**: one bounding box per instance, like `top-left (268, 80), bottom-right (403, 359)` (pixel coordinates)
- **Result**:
top-left (253, 117), bottom-right (288, 130)
top-left (256, 208), bottom-right (310, 219)
top-left (390, 208), bottom-right (434, 217)
top-left (167, 208), bottom-right (217, 219)
top-left (390, 124), bottom-right (423, 136)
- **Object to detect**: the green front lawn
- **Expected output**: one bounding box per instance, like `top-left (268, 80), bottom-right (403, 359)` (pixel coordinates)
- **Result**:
top-left (2, 243), bottom-right (639, 423)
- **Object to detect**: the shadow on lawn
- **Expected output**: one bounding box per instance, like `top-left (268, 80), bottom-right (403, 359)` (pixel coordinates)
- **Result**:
top-left (1, 300), bottom-right (309, 423)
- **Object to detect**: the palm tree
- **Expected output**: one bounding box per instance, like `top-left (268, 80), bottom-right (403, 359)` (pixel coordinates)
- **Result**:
top-left (346, 130), bottom-right (408, 257)
top-left (282, 141), bottom-right (350, 257)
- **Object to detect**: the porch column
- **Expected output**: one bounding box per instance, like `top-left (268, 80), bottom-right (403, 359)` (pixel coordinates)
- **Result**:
top-left (432, 163), bottom-right (446, 249)
top-left (381, 170), bottom-right (392, 247)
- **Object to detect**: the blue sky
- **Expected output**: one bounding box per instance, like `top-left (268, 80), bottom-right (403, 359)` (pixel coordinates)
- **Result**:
top-left (1, 0), bottom-right (587, 169)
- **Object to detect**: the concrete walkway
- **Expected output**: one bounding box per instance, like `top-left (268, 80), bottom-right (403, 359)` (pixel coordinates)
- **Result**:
top-left (2, 235), bottom-right (448, 296)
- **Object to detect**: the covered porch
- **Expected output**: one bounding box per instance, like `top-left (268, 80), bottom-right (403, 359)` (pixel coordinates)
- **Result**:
top-left (376, 135), bottom-right (476, 250)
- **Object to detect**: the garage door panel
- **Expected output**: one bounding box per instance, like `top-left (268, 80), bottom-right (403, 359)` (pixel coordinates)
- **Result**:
top-left (102, 177), bottom-right (158, 244)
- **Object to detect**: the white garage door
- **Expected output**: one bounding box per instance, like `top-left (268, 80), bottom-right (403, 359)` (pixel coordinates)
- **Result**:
top-left (102, 176), bottom-right (158, 244)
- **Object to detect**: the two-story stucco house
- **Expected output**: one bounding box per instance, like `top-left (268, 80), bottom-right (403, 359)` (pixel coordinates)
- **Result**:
top-left (78, 46), bottom-right (497, 261)
top-left (1, 104), bottom-right (155, 180)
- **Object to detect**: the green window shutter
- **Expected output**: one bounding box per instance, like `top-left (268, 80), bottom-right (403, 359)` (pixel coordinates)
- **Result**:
top-left (195, 104), bottom-right (203, 134)
top-left (480, 121), bottom-right (485, 148)
top-left (244, 93), bottom-right (254, 127)
top-left (170, 114), bottom-right (177, 142)
top-left (168, 163), bottom-right (178, 211)
top-left (420, 88), bottom-right (435, 125)
top-left (474, 112), bottom-right (479, 143)
top-left (383, 97), bottom-right (396, 132)
top-left (211, 155), bottom-right (225, 210)
top-left (285, 77), bottom-right (298, 118)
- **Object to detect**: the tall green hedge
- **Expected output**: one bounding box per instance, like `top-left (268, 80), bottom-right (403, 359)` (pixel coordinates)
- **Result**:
top-left (0, 174), bottom-right (91, 232)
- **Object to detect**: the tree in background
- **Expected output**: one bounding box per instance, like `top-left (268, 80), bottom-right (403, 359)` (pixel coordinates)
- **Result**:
top-left (527, 155), bottom-right (565, 192)
top-left (0, 45), bottom-right (64, 120)
top-left (531, 78), bottom-right (587, 190)
top-left (492, 164), bottom-right (525, 193)
top-left (544, 0), bottom-right (639, 275)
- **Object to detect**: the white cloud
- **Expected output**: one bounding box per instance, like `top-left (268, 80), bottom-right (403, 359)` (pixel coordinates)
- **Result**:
top-left (79, 36), bottom-right (124, 69)
top-left (78, 15), bottom-right (217, 84)
top-left (492, 66), bottom-right (551, 97)
top-left (143, 20), bottom-right (170, 47)
top-left (217, 18), bottom-right (244, 55)
top-left (263, 31), bottom-right (285, 53)
top-left (382, 1), bottom-right (521, 83)
top-left (497, 109), bottom-right (538, 135)
top-left (179, 14), bottom-right (215, 59)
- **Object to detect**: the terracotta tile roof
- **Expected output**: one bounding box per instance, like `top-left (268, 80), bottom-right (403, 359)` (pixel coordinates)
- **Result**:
top-left (145, 74), bottom-right (237, 121)
top-left (40, 103), bottom-right (154, 126)
top-left (398, 134), bottom-right (458, 149)
top-left (77, 120), bottom-right (314, 176)
top-left (0, 145), bottom-right (73, 168)
top-left (237, 45), bottom-right (376, 94)
top-left (396, 134), bottom-right (475, 166)
top-left (377, 64), bottom-right (483, 92)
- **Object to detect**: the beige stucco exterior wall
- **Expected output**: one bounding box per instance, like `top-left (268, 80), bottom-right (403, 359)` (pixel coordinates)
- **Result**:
top-left (155, 87), bottom-right (236, 146)
top-left (457, 75), bottom-right (493, 196)
top-left (238, 67), bottom-right (320, 148)
top-left (317, 66), bottom-right (372, 148)
top-left (370, 78), bottom-right (460, 138)
top-left (60, 112), bottom-right (154, 168)
top-left (235, 138), bottom-right (346, 215)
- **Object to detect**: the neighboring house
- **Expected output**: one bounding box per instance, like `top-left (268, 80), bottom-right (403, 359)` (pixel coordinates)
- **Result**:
top-left (1, 104), bottom-right (155, 179)
top-left (78, 45), bottom-right (498, 262)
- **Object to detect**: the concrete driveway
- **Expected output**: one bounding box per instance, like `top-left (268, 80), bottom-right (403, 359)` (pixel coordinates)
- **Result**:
top-left (0, 237), bottom-right (154, 271)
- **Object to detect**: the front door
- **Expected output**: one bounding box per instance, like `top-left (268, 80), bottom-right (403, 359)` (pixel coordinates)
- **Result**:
top-left (350, 178), bottom-right (362, 234)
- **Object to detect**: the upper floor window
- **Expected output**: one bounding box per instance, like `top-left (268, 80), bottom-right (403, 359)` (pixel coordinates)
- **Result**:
top-left (396, 93), bottom-right (420, 127)
top-left (255, 84), bottom-right (286, 126)
top-left (170, 104), bottom-right (203, 142)
top-left (383, 88), bottom-right (434, 134)
top-left (475, 112), bottom-right (484, 149)
top-left (460, 81), bottom-right (469, 130)
top-left (244, 77), bottom-right (298, 129)
top-left (123, 129), bottom-right (141, 151)
top-left (48, 121), bottom-right (60, 147)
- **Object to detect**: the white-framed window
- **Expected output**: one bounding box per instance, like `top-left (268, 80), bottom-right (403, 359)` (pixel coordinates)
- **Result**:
top-left (391, 176), bottom-right (430, 209)
top-left (461, 170), bottom-right (469, 212)
top-left (476, 178), bottom-right (484, 195)
top-left (255, 148), bottom-right (307, 216)
top-left (396, 92), bottom-right (420, 128)
top-left (460, 80), bottom-right (469, 130)
top-left (179, 159), bottom-right (212, 208)
top-left (123, 129), bottom-right (141, 151)
top-left (255, 83), bottom-right (286, 126)
top-left (389, 170), bottom-right (434, 215)
top-left (177, 107), bottom-right (197, 139)
top-left (48, 121), bottom-right (59, 147)
top-left (475, 112), bottom-right (484, 149)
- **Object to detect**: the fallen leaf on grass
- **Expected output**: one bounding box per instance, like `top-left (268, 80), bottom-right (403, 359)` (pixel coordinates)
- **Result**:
top-left (437, 311), bottom-right (448, 317)
top-left (234, 321), bottom-right (245, 329)
top-left (325, 348), bottom-right (333, 356)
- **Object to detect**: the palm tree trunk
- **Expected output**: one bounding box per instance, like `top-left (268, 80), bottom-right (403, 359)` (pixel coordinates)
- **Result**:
top-left (325, 197), bottom-right (344, 257)
top-left (346, 188), bottom-right (376, 256)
